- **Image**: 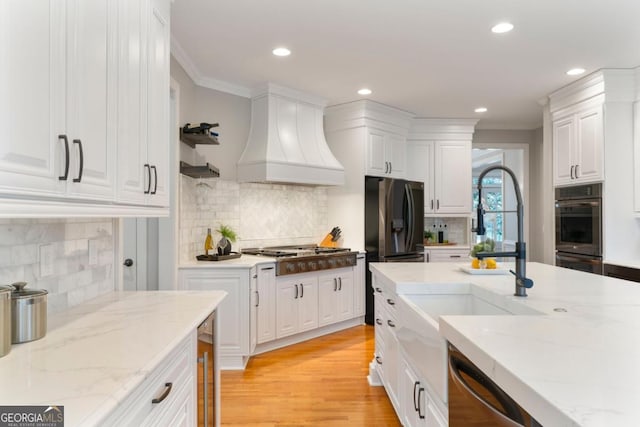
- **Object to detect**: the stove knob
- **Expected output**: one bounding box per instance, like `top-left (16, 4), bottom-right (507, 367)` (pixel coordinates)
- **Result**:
top-left (309, 262), bottom-right (317, 270)
top-left (318, 260), bottom-right (327, 269)
top-left (298, 262), bottom-right (307, 272)
top-left (286, 263), bottom-right (296, 273)
top-left (338, 258), bottom-right (346, 267)
top-left (328, 259), bottom-right (337, 268)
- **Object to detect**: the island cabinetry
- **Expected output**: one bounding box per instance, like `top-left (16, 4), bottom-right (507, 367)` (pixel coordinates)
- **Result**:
top-left (275, 276), bottom-right (319, 338)
top-left (179, 267), bottom-right (251, 369)
top-left (398, 354), bottom-right (448, 427)
top-left (406, 120), bottom-right (477, 216)
top-left (318, 268), bottom-right (354, 327)
top-left (372, 277), bottom-right (401, 414)
top-left (103, 332), bottom-right (196, 427)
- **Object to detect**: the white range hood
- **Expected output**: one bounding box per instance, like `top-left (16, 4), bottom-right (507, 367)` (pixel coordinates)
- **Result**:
top-left (237, 84), bottom-right (345, 186)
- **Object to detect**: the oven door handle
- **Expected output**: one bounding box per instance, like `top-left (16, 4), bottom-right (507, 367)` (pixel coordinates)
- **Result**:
top-left (449, 352), bottom-right (525, 425)
top-left (555, 199), bottom-right (601, 208)
top-left (556, 253), bottom-right (602, 263)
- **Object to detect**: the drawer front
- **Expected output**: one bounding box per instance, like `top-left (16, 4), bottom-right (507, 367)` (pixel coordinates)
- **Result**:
top-left (104, 332), bottom-right (196, 426)
top-left (429, 249), bottom-right (468, 263)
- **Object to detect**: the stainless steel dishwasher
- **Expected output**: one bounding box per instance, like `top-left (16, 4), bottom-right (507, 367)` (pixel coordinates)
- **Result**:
top-left (197, 312), bottom-right (217, 426)
top-left (448, 344), bottom-right (542, 426)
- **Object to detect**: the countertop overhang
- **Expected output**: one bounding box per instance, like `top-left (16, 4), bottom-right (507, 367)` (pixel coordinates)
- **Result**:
top-left (370, 261), bottom-right (640, 427)
top-left (0, 290), bottom-right (226, 426)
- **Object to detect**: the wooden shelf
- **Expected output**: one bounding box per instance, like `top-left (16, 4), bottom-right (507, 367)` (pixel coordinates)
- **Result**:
top-left (179, 161), bottom-right (220, 179)
top-left (179, 128), bottom-right (220, 148)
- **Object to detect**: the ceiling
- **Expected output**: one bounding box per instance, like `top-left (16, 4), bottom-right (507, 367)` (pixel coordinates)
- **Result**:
top-left (171, 0), bottom-right (640, 130)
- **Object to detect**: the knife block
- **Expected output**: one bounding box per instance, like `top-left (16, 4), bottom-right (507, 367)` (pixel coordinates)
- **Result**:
top-left (319, 233), bottom-right (338, 248)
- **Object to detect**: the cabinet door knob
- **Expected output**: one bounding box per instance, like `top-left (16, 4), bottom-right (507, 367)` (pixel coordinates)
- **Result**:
top-left (123, 258), bottom-right (134, 267)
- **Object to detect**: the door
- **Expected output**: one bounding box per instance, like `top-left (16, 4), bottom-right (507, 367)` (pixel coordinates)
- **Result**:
top-left (318, 274), bottom-right (338, 327)
top-left (381, 179), bottom-right (424, 257)
top-left (386, 133), bottom-right (406, 178)
top-left (146, 0), bottom-right (170, 206)
top-left (257, 265), bottom-right (276, 344)
top-left (65, 0), bottom-right (117, 200)
top-left (276, 279), bottom-right (298, 338)
top-left (435, 141), bottom-right (471, 213)
top-left (122, 218), bottom-right (148, 291)
top-left (367, 129), bottom-right (387, 176)
top-left (336, 272), bottom-right (354, 321)
top-left (553, 116), bottom-right (575, 185)
top-left (250, 268), bottom-right (258, 353)
top-left (0, 1), bottom-right (66, 197)
top-left (576, 106), bottom-right (603, 183)
top-left (298, 279), bottom-right (318, 332)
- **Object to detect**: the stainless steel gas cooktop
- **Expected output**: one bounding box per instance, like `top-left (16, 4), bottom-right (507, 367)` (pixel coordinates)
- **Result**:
top-left (241, 245), bottom-right (358, 276)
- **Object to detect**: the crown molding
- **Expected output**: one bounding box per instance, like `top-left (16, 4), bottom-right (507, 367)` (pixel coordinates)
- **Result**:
top-left (170, 36), bottom-right (251, 98)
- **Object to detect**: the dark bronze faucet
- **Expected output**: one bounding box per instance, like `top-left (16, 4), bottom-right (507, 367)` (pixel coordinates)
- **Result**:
top-left (475, 165), bottom-right (533, 297)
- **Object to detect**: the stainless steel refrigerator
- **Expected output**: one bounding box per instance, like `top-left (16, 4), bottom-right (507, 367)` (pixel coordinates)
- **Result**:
top-left (365, 176), bottom-right (424, 324)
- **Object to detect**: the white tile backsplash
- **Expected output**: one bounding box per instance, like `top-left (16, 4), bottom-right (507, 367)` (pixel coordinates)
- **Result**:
top-left (0, 219), bottom-right (115, 314)
top-left (179, 176), bottom-right (329, 262)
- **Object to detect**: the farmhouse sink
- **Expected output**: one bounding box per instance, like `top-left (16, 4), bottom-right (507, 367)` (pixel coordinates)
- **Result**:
top-left (395, 284), bottom-right (543, 406)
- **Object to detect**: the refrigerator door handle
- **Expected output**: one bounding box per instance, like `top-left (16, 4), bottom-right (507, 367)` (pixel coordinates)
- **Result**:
top-left (405, 184), bottom-right (415, 251)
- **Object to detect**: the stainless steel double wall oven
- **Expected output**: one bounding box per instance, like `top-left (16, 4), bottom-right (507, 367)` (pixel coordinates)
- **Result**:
top-left (555, 183), bottom-right (603, 274)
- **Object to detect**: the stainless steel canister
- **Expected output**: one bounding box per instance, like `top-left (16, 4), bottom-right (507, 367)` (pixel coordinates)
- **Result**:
top-left (11, 282), bottom-right (48, 344)
top-left (0, 285), bottom-right (12, 357)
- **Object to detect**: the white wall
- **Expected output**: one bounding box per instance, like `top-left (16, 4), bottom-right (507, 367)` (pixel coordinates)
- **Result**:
top-left (0, 219), bottom-right (115, 314)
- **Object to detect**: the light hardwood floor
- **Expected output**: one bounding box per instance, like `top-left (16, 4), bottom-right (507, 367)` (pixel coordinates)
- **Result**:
top-left (220, 325), bottom-right (401, 426)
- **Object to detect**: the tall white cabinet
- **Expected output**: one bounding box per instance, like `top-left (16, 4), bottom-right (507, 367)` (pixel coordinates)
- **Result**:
top-left (0, 0), bottom-right (170, 216)
top-left (406, 119), bottom-right (477, 216)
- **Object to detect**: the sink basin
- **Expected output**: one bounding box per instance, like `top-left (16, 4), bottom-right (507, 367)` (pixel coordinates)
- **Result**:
top-left (395, 284), bottom-right (543, 407)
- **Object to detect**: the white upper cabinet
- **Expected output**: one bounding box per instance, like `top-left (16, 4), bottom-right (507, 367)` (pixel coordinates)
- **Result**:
top-left (117, 0), bottom-right (170, 207)
top-left (552, 104), bottom-right (603, 186)
top-left (0, 0), bottom-right (170, 216)
top-left (366, 129), bottom-right (406, 178)
top-left (406, 120), bottom-right (477, 216)
top-left (0, 1), bottom-right (66, 197)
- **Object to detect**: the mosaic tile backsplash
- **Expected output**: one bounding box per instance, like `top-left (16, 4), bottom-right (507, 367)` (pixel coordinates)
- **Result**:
top-left (179, 177), bottom-right (329, 262)
top-left (0, 219), bottom-right (115, 314)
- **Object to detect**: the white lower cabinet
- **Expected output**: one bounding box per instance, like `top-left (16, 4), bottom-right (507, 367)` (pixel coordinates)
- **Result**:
top-left (276, 276), bottom-right (319, 338)
top-left (179, 268), bottom-right (250, 369)
top-left (103, 332), bottom-right (196, 426)
top-left (318, 268), bottom-right (354, 326)
top-left (373, 275), bottom-right (447, 427)
top-left (354, 254), bottom-right (366, 316)
top-left (424, 247), bottom-right (469, 263)
top-left (256, 264), bottom-right (277, 344)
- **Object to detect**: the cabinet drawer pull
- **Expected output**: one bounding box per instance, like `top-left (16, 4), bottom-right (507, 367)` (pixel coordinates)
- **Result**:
top-left (150, 165), bottom-right (158, 194)
top-left (58, 135), bottom-right (70, 181)
top-left (436, 199), bottom-right (440, 210)
top-left (417, 387), bottom-right (425, 419)
top-left (389, 162), bottom-right (392, 174)
top-left (144, 164), bottom-right (151, 194)
top-left (72, 139), bottom-right (84, 183)
top-left (430, 199), bottom-right (434, 210)
top-left (386, 298), bottom-right (395, 306)
top-left (375, 318), bottom-right (382, 325)
top-left (375, 287), bottom-right (382, 293)
top-left (375, 356), bottom-right (382, 365)
top-left (255, 290), bottom-right (259, 307)
top-left (151, 382), bottom-right (173, 404)
top-left (261, 266), bottom-right (274, 271)
top-left (449, 255), bottom-right (461, 258)
top-left (575, 164), bottom-right (580, 178)
top-left (413, 381), bottom-right (420, 411)
top-left (387, 320), bottom-right (395, 328)
top-left (570, 165), bottom-right (575, 179)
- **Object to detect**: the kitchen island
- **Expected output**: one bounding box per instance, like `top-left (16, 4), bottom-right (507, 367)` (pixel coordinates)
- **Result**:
top-left (0, 290), bottom-right (226, 426)
top-left (370, 261), bottom-right (640, 427)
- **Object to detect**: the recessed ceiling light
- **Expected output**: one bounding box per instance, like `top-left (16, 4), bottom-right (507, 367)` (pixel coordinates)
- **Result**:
top-left (475, 107), bottom-right (488, 113)
top-left (566, 68), bottom-right (586, 76)
top-left (272, 47), bottom-right (291, 57)
top-left (491, 22), bottom-right (514, 34)
top-left (357, 88), bottom-right (372, 96)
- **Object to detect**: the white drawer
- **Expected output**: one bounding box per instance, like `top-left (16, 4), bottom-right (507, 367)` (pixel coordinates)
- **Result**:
top-left (103, 332), bottom-right (196, 426)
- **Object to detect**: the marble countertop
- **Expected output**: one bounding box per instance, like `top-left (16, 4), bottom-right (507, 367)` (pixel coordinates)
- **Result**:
top-left (0, 290), bottom-right (226, 426)
top-left (179, 254), bottom-right (274, 269)
top-left (370, 261), bottom-right (640, 427)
